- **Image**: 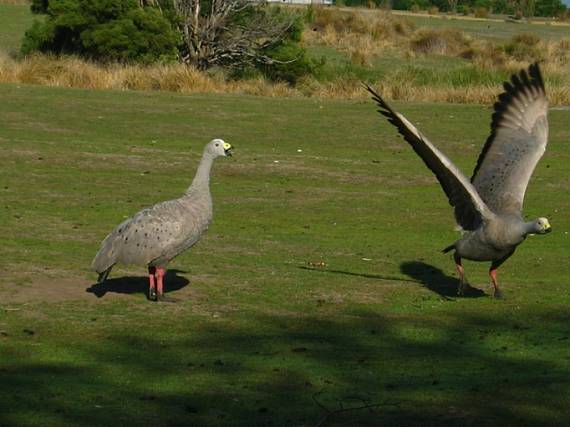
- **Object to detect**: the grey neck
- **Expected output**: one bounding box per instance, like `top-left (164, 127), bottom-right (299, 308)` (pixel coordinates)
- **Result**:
top-left (522, 221), bottom-right (539, 236)
top-left (186, 152), bottom-right (215, 194)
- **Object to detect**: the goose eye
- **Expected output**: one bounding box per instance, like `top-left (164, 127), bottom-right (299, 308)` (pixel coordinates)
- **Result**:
top-left (215, 143), bottom-right (219, 147)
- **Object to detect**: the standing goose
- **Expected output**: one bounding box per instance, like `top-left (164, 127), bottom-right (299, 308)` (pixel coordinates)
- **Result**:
top-left (92, 138), bottom-right (233, 301)
top-left (367, 63), bottom-right (551, 298)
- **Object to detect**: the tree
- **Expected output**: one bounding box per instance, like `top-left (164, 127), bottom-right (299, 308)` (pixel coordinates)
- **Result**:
top-left (22, 0), bottom-right (179, 63)
top-left (172, 0), bottom-right (298, 70)
top-left (535, 0), bottom-right (566, 16)
top-left (30, 0), bottom-right (49, 13)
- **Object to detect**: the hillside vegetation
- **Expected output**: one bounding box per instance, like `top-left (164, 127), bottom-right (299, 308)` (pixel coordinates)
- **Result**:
top-left (0, 3), bottom-right (569, 104)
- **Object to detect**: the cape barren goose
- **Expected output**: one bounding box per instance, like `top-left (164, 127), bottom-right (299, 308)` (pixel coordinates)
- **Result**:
top-left (367, 63), bottom-right (551, 298)
top-left (92, 139), bottom-right (233, 301)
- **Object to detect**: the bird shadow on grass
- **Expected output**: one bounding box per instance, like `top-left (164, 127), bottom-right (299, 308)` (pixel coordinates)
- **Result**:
top-left (400, 261), bottom-right (487, 299)
top-left (299, 264), bottom-right (485, 300)
top-left (298, 266), bottom-right (415, 284)
top-left (86, 269), bottom-right (189, 298)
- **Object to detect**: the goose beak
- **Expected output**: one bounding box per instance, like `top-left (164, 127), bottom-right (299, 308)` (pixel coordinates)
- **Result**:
top-left (223, 142), bottom-right (233, 157)
top-left (543, 219), bottom-right (552, 233)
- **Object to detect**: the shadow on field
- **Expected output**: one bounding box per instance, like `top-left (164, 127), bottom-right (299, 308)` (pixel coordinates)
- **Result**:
top-left (1, 308), bottom-right (568, 427)
top-left (85, 269), bottom-right (189, 298)
top-left (298, 266), bottom-right (415, 283)
top-left (400, 261), bottom-right (486, 299)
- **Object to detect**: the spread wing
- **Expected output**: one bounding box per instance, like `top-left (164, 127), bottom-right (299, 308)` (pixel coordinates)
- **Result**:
top-left (471, 63), bottom-right (548, 215)
top-left (367, 85), bottom-right (494, 231)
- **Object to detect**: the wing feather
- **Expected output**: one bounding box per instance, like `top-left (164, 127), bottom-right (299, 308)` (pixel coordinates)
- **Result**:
top-left (92, 198), bottom-right (204, 270)
top-left (471, 63), bottom-right (548, 215)
top-left (366, 85), bottom-right (494, 231)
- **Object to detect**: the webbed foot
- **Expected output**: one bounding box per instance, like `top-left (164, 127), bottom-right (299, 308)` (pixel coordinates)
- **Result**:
top-left (457, 281), bottom-right (469, 296)
top-left (157, 293), bottom-right (179, 303)
top-left (458, 282), bottom-right (481, 297)
top-left (493, 289), bottom-right (505, 299)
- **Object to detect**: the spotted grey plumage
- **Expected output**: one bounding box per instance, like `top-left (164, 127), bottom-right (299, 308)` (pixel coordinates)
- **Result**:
top-left (367, 63), bottom-right (551, 298)
top-left (92, 138), bottom-right (233, 301)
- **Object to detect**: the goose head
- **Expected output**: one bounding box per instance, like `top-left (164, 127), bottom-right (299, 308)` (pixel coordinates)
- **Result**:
top-left (531, 217), bottom-right (552, 235)
top-left (206, 138), bottom-right (233, 158)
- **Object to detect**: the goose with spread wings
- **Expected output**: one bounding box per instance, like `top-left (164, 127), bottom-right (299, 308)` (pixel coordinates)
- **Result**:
top-left (367, 63), bottom-right (551, 298)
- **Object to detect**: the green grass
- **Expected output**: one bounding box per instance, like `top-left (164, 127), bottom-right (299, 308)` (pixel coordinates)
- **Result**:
top-left (1, 83), bottom-right (570, 426)
top-left (397, 12), bottom-right (570, 41)
top-left (0, 4), bottom-right (36, 55)
top-left (308, 47), bottom-right (480, 85)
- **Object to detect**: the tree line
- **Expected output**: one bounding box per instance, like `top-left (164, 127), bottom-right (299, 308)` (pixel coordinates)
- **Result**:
top-left (345, 0), bottom-right (567, 18)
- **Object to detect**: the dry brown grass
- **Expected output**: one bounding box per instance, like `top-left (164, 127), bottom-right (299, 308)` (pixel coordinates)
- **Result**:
top-left (0, 53), bottom-right (298, 97)
top-left (410, 28), bottom-right (472, 55)
top-left (1, 6), bottom-right (569, 105)
top-left (1, 51), bottom-right (569, 105)
top-left (305, 7), bottom-right (415, 63)
top-left (465, 36), bottom-right (570, 76)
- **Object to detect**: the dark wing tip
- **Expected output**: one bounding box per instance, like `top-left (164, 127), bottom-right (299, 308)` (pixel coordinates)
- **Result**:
top-left (493, 62), bottom-right (546, 126)
top-left (364, 83), bottom-right (393, 115)
top-left (471, 63), bottom-right (546, 181)
top-left (528, 62), bottom-right (545, 93)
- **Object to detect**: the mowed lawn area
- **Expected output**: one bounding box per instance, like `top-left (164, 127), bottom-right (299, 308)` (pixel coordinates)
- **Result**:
top-left (0, 3), bottom-right (36, 55)
top-left (391, 10), bottom-right (570, 41)
top-left (1, 83), bottom-right (569, 426)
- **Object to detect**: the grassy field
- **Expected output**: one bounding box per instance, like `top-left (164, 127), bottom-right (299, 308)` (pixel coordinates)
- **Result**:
top-left (390, 10), bottom-right (570, 41)
top-left (0, 3), bottom-right (35, 55)
top-left (1, 82), bottom-right (569, 426)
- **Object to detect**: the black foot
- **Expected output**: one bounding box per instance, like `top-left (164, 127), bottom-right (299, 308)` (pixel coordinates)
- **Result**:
top-left (458, 282), bottom-right (482, 297)
top-left (148, 287), bottom-right (157, 301)
top-left (156, 293), bottom-right (179, 303)
top-left (493, 289), bottom-right (505, 299)
top-left (457, 281), bottom-right (469, 296)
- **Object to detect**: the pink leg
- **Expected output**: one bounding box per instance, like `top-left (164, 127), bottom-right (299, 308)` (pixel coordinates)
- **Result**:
top-left (454, 253), bottom-right (467, 296)
top-left (156, 267), bottom-right (166, 300)
top-left (148, 266), bottom-right (157, 301)
top-left (489, 266), bottom-right (503, 298)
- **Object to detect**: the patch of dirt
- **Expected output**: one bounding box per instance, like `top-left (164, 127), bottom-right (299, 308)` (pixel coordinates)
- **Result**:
top-left (0, 269), bottom-right (195, 305)
top-left (1, 277), bottom-right (96, 304)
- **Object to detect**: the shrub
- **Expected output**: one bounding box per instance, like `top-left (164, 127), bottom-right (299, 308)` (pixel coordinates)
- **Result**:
top-left (257, 14), bottom-right (322, 84)
top-left (457, 4), bottom-right (471, 15)
top-left (503, 33), bottom-right (544, 61)
top-left (30, 0), bottom-right (49, 14)
top-left (535, 0), bottom-right (566, 17)
top-left (22, 0), bottom-right (179, 64)
top-left (258, 41), bottom-right (322, 84)
top-left (428, 5), bottom-right (439, 14)
top-left (305, 4), bottom-right (315, 24)
top-left (410, 3), bottom-right (421, 12)
top-left (393, 19), bottom-right (416, 35)
top-left (410, 28), bottom-right (471, 55)
top-left (350, 48), bottom-right (369, 65)
top-left (559, 9), bottom-right (570, 21)
top-left (463, 41), bottom-right (507, 67)
top-left (474, 7), bottom-right (489, 18)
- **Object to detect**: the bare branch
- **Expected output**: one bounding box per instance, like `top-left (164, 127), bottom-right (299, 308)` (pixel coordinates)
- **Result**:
top-left (172, 0), bottom-right (296, 70)
top-left (312, 392), bottom-right (406, 427)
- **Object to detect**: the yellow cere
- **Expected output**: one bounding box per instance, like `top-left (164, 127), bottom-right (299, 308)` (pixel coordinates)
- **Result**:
top-left (223, 142), bottom-right (232, 150)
